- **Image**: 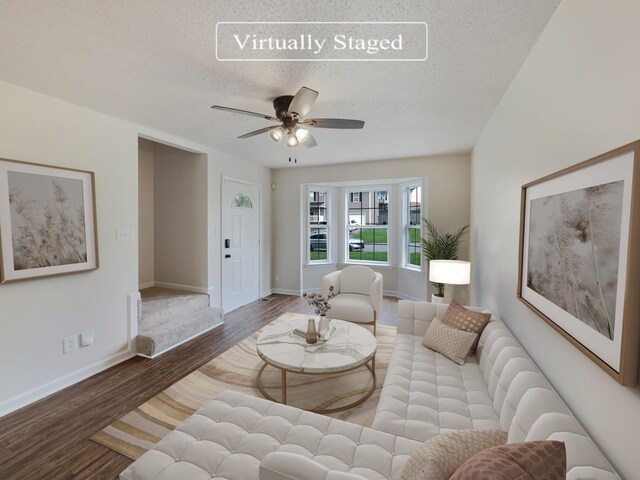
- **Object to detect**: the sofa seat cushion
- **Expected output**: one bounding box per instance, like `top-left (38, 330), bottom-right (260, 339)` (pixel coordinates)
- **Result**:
top-left (373, 334), bottom-right (501, 442)
top-left (120, 390), bottom-right (421, 480)
top-left (329, 293), bottom-right (375, 323)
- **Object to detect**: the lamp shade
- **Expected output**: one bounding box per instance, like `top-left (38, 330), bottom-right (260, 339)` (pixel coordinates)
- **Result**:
top-left (429, 260), bottom-right (470, 285)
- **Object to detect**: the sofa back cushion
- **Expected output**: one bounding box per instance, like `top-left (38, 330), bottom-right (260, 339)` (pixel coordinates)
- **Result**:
top-left (475, 317), bottom-right (619, 479)
top-left (339, 266), bottom-right (376, 295)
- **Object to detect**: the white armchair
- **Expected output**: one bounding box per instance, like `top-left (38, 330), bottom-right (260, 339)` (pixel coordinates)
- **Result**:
top-left (322, 266), bottom-right (383, 335)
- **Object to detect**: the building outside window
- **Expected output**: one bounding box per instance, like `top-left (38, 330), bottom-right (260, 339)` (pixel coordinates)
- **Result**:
top-left (308, 189), bottom-right (329, 263)
top-left (347, 188), bottom-right (389, 263)
top-left (404, 184), bottom-right (422, 268)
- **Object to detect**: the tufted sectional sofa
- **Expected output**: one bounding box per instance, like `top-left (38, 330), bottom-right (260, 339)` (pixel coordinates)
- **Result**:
top-left (120, 301), bottom-right (620, 480)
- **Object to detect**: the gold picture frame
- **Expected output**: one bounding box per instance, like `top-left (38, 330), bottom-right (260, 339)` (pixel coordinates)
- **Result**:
top-left (0, 158), bottom-right (99, 282)
top-left (517, 141), bottom-right (640, 386)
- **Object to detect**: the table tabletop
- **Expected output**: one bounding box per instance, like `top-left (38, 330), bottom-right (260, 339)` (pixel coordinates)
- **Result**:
top-left (256, 312), bottom-right (377, 374)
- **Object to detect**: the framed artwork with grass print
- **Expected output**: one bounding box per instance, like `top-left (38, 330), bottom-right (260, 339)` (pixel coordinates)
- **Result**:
top-left (0, 158), bottom-right (99, 282)
top-left (517, 141), bottom-right (640, 386)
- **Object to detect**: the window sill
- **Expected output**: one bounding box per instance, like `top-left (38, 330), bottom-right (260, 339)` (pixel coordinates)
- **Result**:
top-left (343, 260), bottom-right (391, 268)
top-left (400, 265), bottom-right (424, 273)
top-left (305, 262), bottom-right (336, 267)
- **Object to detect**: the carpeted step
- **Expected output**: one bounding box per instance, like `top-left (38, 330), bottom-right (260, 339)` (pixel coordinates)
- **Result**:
top-left (137, 306), bottom-right (222, 357)
top-left (139, 289), bottom-right (210, 330)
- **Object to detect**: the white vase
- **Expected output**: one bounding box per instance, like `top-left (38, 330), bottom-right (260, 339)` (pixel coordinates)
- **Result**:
top-left (431, 294), bottom-right (445, 304)
top-left (318, 315), bottom-right (331, 340)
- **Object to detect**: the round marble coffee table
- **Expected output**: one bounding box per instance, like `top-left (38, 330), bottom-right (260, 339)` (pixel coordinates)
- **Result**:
top-left (256, 312), bottom-right (377, 414)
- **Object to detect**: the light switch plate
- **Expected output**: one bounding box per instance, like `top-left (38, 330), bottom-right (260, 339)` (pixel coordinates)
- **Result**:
top-left (116, 228), bottom-right (136, 241)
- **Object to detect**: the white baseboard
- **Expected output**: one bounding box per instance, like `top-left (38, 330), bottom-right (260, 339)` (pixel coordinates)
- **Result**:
top-left (136, 319), bottom-right (223, 359)
top-left (0, 348), bottom-right (135, 418)
top-left (271, 288), bottom-right (301, 296)
top-left (152, 282), bottom-right (209, 295)
top-left (384, 290), bottom-right (425, 302)
top-left (302, 287), bottom-right (321, 294)
top-left (261, 289), bottom-right (273, 297)
top-left (138, 281), bottom-right (155, 290)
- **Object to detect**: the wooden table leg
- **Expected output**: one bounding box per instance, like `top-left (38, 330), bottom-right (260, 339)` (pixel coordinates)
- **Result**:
top-left (282, 369), bottom-right (287, 404)
top-left (372, 355), bottom-right (376, 376)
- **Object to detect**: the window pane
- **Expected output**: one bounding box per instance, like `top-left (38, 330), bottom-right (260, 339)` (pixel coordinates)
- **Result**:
top-left (408, 226), bottom-right (421, 266)
top-left (406, 186), bottom-right (421, 267)
top-left (348, 189), bottom-right (388, 226)
top-left (310, 191), bottom-right (328, 225)
top-left (348, 227), bottom-right (388, 262)
top-left (309, 226), bottom-right (328, 262)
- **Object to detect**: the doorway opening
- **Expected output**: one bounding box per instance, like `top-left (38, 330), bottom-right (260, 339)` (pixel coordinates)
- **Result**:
top-left (137, 138), bottom-right (220, 357)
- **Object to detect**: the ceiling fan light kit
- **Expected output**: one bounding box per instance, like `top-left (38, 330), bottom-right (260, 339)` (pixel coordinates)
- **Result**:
top-left (269, 126), bottom-right (285, 142)
top-left (211, 86), bottom-right (365, 154)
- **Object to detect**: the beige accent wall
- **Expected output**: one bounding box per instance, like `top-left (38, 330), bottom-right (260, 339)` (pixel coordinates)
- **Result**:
top-left (138, 139), bottom-right (155, 287)
top-left (471, 1), bottom-right (640, 477)
top-left (153, 143), bottom-right (208, 290)
top-left (271, 153), bottom-right (471, 298)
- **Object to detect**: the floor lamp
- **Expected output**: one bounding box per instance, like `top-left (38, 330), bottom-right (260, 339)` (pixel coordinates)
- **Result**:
top-left (429, 260), bottom-right (471, 304)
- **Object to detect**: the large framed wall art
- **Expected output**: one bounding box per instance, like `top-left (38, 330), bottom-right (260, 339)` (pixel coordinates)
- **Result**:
top-left (0, 158), bottom-right (99, 282)
top-left (517, 141), bottom-right (640, 386)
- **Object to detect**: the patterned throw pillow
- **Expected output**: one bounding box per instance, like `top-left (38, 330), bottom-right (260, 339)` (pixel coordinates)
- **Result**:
top-left (422, 318), bottom-right (478, 365)
top-left (400, 429), bottom-right (508, 480)
top-left (450, 441), bottom-right (566, 480)
top-left (442, 299), bottom-right (492, 354)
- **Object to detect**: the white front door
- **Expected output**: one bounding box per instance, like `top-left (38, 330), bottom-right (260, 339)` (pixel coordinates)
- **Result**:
top-left (222, 179), bottom-right (260, 312)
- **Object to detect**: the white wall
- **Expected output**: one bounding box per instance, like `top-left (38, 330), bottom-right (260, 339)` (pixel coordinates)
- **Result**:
top-left (272, 154), bottom-right (470, 299)
top-left (0, 80), bottom-right (271, 415)
top-left (0, 80), bottom-right (138, 414)
top-left (153, 143), bottom-right (208, 290)
top-left (471, 1), bottom-right (640, 477)
top-left (138, 139), bottom-right (155, 287)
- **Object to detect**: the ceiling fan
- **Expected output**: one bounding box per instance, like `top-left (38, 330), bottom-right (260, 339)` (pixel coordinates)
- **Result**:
top-left (211, 87), bottom-right (365, 148)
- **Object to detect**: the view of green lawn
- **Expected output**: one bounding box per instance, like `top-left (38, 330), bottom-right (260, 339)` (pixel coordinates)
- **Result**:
top-left (409, 227), bottom-right (421, 242)
top-left (348, 251), bottom-right (388, 262)
top-left (309, 251), bottom-right (328, 261)
top-left (409, 251), bottom-right (421, 265)
top-left (350, 227), bottom-right (387, 243)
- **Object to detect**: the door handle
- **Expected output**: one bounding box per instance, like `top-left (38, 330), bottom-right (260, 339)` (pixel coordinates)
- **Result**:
top-left (225, 254), bottom-right (231, 258)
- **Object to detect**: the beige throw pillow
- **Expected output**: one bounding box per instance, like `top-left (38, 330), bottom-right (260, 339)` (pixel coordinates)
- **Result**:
top-left (400, 429), bottom-right (508, 480)
top-left (442, 299), bottom-right (492, 354)
top-left (422, 317), bottom-right (478, 365)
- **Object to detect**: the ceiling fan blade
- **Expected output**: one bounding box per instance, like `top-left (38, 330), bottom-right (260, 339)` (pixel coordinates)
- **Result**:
top-left (211, 105), bottom-right (279, 122)
top-left (237, 126), bottom-right (277, 139)
top-left (303, 118), bottom-right (365, 129)
top-left (303, 132), bottom-right (318, 148)
top-left (288, 87), bottom-right (319, 118)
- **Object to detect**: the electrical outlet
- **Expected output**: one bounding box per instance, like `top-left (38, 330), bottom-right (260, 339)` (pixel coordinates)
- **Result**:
top-left (63, 335), bottom-right (78, 354)
top-left (80, 330), bottom-right (94, 347)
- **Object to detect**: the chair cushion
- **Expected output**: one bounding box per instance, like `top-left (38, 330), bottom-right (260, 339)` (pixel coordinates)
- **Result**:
top-left (329, 293), bottom-right (374, 323)
top-left (340, 266), bottom-right (376, 295)
top-left (373, 334), bottom-right (501, 442)
top-left (119, 390), bottom-right (421, 480)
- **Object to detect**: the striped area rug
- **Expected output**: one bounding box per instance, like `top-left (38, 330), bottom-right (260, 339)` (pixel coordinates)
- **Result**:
top-left (91, 318), bottom-right (396, 460)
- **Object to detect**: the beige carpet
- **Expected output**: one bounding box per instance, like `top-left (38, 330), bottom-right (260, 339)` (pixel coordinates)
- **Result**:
top-left (91, 317), bottom-right (396, 460)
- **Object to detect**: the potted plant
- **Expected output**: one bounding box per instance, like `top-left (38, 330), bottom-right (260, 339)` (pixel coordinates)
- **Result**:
top-left (421, 218), bottom-right (469, 303)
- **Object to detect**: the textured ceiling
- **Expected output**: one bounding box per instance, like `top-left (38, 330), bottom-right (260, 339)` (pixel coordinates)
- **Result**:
top-left (0, 0), bottom-right (559, 168)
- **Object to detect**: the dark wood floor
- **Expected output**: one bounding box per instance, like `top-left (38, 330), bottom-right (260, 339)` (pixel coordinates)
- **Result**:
top-left (0, 294), bottom-right (399, 480)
